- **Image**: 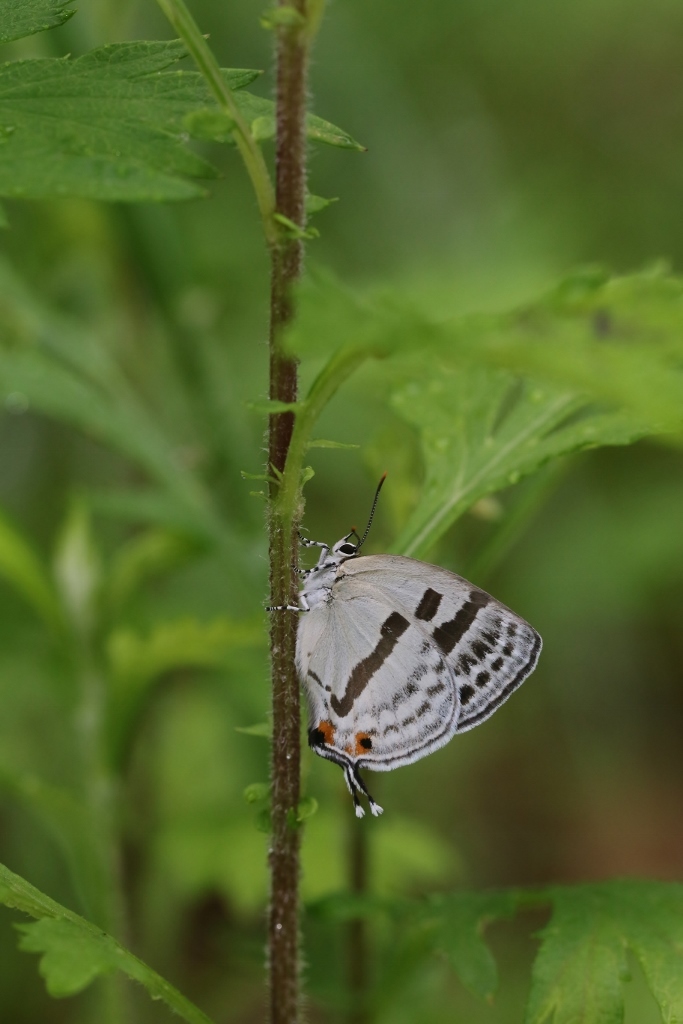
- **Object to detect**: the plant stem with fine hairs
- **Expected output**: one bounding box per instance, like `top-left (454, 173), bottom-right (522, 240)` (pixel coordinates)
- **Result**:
top-left (268, 4), bottom-right (312, 1022)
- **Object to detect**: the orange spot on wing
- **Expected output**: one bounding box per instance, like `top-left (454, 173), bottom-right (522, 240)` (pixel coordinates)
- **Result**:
top-left (317, 720), bottom-right (335, 745)
top-left (354, 732), bottom-right (373, 755)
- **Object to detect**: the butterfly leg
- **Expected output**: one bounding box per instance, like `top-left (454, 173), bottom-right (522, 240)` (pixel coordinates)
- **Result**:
top-left (351, 765), bottom-right (384, 817)
top-left (343, 765), bottom-right (366, 819)
top-left (266, 594), bottom-right (310, 613)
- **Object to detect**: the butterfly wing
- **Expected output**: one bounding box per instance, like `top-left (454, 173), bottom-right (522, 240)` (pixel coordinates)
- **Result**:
top-left (341, 555), bottom-right (542, 735)
top-left (296, 579), bottom-right (460, 771)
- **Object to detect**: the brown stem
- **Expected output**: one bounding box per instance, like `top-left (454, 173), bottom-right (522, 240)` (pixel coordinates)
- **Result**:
top-left (346, 818), bottom-right (370, 1024)
top-left (268, 5), bottom-right (310, 1024)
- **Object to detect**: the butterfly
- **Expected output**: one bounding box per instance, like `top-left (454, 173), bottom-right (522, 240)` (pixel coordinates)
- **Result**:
top-left (269, 476), bottom-right (542, 817)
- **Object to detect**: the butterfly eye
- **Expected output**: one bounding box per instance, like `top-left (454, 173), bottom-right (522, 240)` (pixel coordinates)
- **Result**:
top-left (339, 544), bottom-right (356, 555)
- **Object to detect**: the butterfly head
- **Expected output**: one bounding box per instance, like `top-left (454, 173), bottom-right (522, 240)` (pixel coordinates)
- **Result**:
top-left (330, 534), bottom-right (360, 562)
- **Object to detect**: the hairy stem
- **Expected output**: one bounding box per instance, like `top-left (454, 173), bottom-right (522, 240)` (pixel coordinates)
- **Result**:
top-left (346, 817), bottom-right (370, 1024)
top-left (268, 4), bottom-right (312, 1023)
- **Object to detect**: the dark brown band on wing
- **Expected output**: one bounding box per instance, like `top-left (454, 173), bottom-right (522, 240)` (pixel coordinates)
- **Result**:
top-left (432, 589), bottom-right (490, 654)
top-left (415, 588), bottom-right (442, 622)
top-left (331, 611), bottom-right (410, 718)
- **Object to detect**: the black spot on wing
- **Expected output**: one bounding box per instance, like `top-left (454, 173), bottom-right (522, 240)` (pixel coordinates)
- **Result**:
top-left (415, 588), bottom-right (442, 622)
top-left (460, 630), bottom-right (542, 728)
top-left (432, 590), bottom-right (490, 655)
top-left (460, 684), bottom-right (475, 705)
top-left (331, 611), bottom-right (410, 718)
top-left (457, 653), bottom-right (478, 676)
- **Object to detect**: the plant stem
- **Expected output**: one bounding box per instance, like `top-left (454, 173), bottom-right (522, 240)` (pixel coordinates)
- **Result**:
top-left (155, 0), bottom-right (277, 245)
top-left (267, 4), bottom-right (312, 1023)
top-left (346, 817), bottom-right (370, 1024)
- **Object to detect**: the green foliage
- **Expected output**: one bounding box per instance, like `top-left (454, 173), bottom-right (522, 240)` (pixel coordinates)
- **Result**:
top-left (1, 0), bottom-right (682, 1021)
top-left (0, 862), bottom-right (215, 1022)
top-left (0, 504), bottom-right (63, 631)
top-left (390, 367), bottom-right (648, 558)
top-left (0, 0), bottom-right (75, 43)
top-left (425, 890), bottom-right (518, 999)
top-left (0, 35), bottom-right (359, 204)
top-left (0, 257), bottom-right (220, 539)
top-left (284, 268), bottom-right (683, 557)
top-left (527, 882), bottom-right (683, 1024)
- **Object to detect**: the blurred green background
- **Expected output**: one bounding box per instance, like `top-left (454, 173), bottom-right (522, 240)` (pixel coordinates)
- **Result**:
top-left (1, 0), bottom-right (683, 1021)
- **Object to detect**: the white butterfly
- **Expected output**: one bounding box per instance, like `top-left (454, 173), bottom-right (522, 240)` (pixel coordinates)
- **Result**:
top-left (270, 477), bottom-right (542, 818)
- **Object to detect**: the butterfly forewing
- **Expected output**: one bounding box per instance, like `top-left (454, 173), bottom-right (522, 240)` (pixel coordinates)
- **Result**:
top-left (341, 555), bottom-right (542, 733)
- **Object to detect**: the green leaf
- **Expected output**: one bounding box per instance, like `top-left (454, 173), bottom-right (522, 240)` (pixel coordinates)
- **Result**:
top-left (286, 267), bottom-right (683, 558)
top-left (295, 796), bottom-right (318, 822)
top-left (527, 882), bottom-right (683, 1024)
top-left (0, 862), bottom-right (214, 1022)
top-left (243, 782), bottom-right (270, 803)
top-left (426, 890), bottom-right (518, 999)
top-left (0, 504), bottom-right (63, 631)
top-left (183, 107), bottom-right (236, 141)
top-left (390, 364), bottom-right (649, 558)
top-left (452, 268), bottom-right (683, 436)
top-left (251, 115), bottom-right (276, 142)
top-left (306, 194), bottom-right (339, 215)
top-left (0, 0), bottom-right (75, 43)
top-left (0, 40), bottom-right (261, 202)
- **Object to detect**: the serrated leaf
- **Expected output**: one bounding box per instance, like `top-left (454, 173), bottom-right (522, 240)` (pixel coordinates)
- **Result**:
top-left (0, 504), bottom-right (63, 631)
top-left (286, 268), bottom-right (683, 558)
top-left (0, 40), bottom-right (260, 201)
top-left (426, 890), bottom-right (518, 999)
top-left (527, 882), bottom-right (683, 1024)
top-left (0, 0), bottom-right (75, 43)
top-left (0, 862), bottom-right (214, 1022)
top-left (390, 364), bottom-right (649, 558)
top-left (301, 465), bottom-right (315, 485)
top-left (452, 268), bottom-right (683, 436)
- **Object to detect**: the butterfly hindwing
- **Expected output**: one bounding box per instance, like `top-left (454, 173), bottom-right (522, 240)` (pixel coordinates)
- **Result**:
top-left (297, 580), bottom-right (460, 771)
